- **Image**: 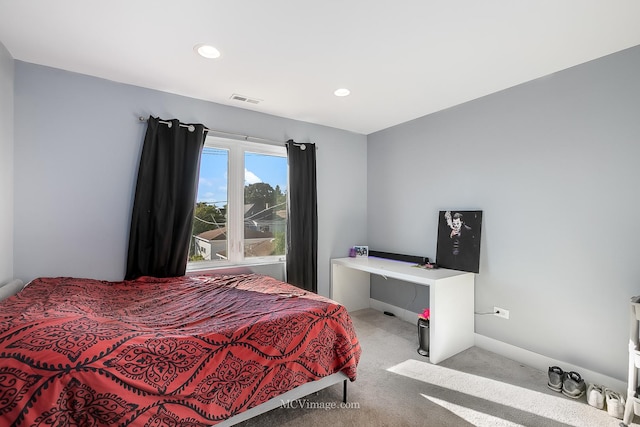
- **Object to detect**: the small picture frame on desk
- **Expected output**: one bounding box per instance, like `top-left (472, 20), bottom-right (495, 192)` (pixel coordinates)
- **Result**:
top-left (354, 245), bottom-right (368, 257)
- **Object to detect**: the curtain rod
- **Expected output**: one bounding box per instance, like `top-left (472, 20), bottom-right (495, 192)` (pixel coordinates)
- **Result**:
top-left (137, 116), bottom-right (314, 149)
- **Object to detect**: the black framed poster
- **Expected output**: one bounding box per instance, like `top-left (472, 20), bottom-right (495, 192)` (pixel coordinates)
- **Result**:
top-left (436, 210), bottom-right (482, 273)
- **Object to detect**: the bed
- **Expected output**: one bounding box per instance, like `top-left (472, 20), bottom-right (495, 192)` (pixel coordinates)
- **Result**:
top-left (0, 274), bottom-right (361, 426)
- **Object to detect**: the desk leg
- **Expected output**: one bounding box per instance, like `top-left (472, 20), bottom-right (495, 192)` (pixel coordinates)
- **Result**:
top-left (331, 263), bottom-right (371, 312)
top-left (429, 274), bottom-right (475, 364)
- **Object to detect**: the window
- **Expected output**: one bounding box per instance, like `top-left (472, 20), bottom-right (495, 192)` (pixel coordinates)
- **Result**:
top-left (187, 136), bottom-right (287, 269)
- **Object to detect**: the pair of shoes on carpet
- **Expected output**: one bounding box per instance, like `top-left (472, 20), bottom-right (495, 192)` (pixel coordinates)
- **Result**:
top-left (549, 366), bottom-right (626, 418)
top-left (586, 383), bottom-right (625, 419)
top-left (547, 366), bottom-right (586, 399)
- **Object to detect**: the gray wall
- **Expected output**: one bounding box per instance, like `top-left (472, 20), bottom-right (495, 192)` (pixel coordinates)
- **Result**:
top-left (367, 45), bottom-right (640, 381)
top-left (0, 42), bottom-right (14, 285)
top-left (13, 62), bottom-right (367, 297)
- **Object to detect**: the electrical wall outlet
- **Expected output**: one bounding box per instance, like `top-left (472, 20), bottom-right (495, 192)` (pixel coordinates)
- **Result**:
top-left (494, 306), bottom-right (509, 319)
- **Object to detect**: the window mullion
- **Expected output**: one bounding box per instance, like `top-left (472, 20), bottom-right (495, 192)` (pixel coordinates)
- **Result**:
top-left (228, 145), bottom-right (244, 263)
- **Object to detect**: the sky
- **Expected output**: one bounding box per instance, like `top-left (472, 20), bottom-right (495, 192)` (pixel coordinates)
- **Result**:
top-left (196, 147), bottom-right (287, 206)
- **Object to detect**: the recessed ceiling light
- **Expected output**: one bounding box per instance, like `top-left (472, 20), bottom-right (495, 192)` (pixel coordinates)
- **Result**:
top-left (194, 44), bottom-right (221, 59)
top-left (334, 88), bottom-right (351, 97)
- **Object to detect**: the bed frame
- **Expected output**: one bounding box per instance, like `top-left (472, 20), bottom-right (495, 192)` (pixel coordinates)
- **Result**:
top-left (216, 372), bottom-right (349, 426)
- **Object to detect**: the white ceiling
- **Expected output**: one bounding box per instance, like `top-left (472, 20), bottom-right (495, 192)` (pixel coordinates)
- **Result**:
top-left (1, 1), bottom-right (639, 135)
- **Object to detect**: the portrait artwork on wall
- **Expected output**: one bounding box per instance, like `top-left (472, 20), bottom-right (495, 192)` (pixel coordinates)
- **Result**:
top-left (436, 210), bottom-right (482, 273)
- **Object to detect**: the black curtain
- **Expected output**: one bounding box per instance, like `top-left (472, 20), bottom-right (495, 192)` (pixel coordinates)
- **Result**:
top-left (125, 116), bottom-right (208, 280)
top-left (286, 140), bottom-right (317, 293)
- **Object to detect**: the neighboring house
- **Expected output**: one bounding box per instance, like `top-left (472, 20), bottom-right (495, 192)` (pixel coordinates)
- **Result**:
top-left (244, 202), bottom-right (286, 235)
top-left (193, 202), bottom-right (285, 261)
top-left (194, 227), bottom-right (275, 260)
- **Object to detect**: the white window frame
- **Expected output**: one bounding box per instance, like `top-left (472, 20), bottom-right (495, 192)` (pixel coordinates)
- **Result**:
top-left (187, 136), bottom-right (287, 272)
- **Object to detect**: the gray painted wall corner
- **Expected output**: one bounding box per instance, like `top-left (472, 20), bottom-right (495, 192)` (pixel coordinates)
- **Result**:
top-left (0, 41), bottom-right (14, 284)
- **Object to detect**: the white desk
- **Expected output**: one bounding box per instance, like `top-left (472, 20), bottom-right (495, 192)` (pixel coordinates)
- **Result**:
top-left (331, 256), bottom-right (474, 364)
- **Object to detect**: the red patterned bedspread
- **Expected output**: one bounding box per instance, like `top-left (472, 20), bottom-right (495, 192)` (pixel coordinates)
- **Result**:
top-left (0, 274), bottom-right (361, 426)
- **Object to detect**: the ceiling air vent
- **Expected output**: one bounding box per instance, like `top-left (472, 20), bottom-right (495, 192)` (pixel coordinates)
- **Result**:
top-left (230, 94), bottom-right (262, 104)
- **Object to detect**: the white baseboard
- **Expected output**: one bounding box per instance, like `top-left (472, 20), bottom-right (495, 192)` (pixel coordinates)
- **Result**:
top-left (474, 333), bottom-right (627, 394)
top-left (368, 299), bottom-right (627, 394)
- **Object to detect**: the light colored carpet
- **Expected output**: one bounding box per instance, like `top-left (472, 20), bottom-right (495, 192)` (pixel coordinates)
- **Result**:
top-left (236, 309), bottom-right (637, 426)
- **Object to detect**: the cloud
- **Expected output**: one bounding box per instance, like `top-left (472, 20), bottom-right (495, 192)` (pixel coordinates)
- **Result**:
top-left (199, 177), bottom-right (214, 187)
top-left (245, 169), bottom-right (262, 185)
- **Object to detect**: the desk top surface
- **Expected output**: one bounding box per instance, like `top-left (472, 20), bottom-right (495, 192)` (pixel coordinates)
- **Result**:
top-left (331, 256), bottom-right (473, 285)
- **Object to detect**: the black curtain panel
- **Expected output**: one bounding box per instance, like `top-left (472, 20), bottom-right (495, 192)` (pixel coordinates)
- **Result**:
top-left (125, 116), bottom-right (208, 280)
top-left (286, 140), bottom-right (318, 293)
